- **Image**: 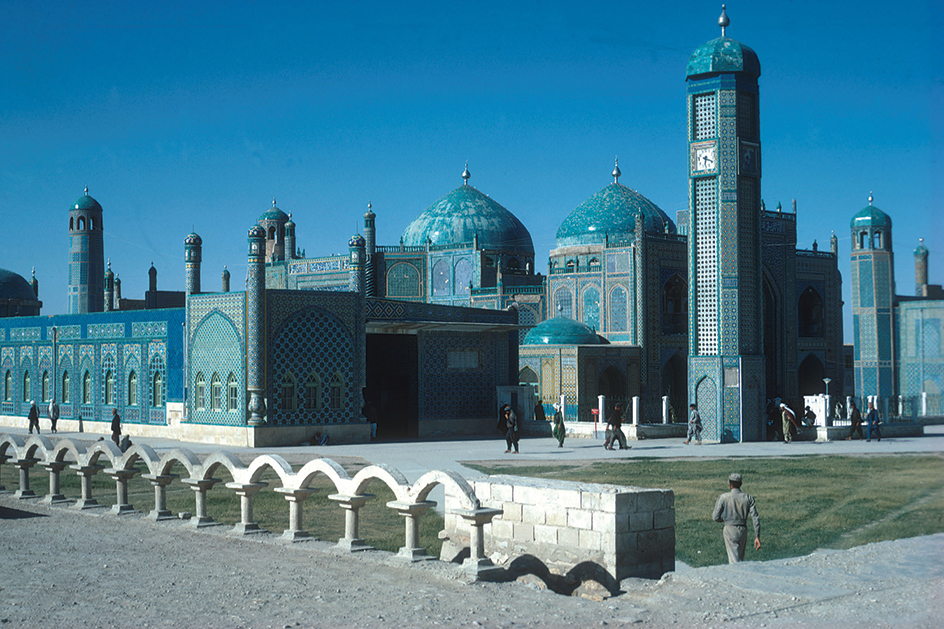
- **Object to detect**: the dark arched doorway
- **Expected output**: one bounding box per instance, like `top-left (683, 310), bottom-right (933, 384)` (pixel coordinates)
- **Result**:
top-left (798, 286), bottom-right (824, 338)
top-left (798, 354), bottom-right (825, 398)
top-left (661, 352), bottom-right (687, 422)
top-left (598, 366), bottom-right (626, 412)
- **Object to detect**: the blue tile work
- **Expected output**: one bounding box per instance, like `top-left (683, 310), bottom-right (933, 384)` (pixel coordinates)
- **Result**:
top-left (266, 290), bottom-right (364, 426)
top-left (189, 310), bottom-right (245, 426)
top-left (366, 297), bottom-right (516, 326)
top-left (0, 309), bottom-right (184, 424)
top-left (417, 331), bottom-right (507, 421)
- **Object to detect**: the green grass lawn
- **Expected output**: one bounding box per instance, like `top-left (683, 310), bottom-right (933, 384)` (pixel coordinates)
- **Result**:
top-left (464, 454), bottom-right (944, 567)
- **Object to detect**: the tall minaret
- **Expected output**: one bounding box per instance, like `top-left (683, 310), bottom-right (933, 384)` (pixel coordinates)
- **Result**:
top-left (363, 202), bottom-right (376, 297)
top-left (914, 238), bottom-right (929, 296)
top-left (68, 187), bottom-right (105, 313)
top-left (685, 6), bottom-right (765, 442)
top-left (184, 232), bottom-right (203, 296)
top-left (348, 234), bottom-right (366, 293)
top-left (246, 225), bottom-right (267, 426)
top-left (850, 193), bottom-right (895, 400)
top-left (104, 260), bottom-right (114, 312)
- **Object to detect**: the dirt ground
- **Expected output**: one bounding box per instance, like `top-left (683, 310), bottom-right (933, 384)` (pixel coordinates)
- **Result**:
top-left (1, 493), bottom-right (940, 628)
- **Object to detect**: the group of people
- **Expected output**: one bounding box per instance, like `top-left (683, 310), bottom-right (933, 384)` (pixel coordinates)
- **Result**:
top-left (26, 399), bottom-right (60, 434)
top-left (844, 399), bottom-right (882, 441)
top-left (765, 398), bottom-right (884, 443)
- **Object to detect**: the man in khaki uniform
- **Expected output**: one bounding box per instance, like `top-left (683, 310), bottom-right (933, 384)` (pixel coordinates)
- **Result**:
top-left (712, 473), bottom-right (761, 563)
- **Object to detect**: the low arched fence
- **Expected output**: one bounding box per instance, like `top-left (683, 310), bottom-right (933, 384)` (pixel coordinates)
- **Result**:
top-left (0, 433), bottom-right (501, 575)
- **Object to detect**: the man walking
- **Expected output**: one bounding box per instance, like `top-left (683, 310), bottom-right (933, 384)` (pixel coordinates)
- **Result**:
top-left (845, 399), bottom-right (863, 440)
top-left (712, 473), bottom-right (761, 564)
top-left (27, 401), bottom-right (40, 434)
top-left (110, 408), bottom-right (122, 446)
top-left (780, 403), bottom-right (798, 443)
top-left (865, 400), bottom-right (882, 442)
top-left (685, 403), bottom-right (702, 444)
top-left (604, 403), bottom-right (629, 450)
top-left (48, 399), bottom-right (60, 434)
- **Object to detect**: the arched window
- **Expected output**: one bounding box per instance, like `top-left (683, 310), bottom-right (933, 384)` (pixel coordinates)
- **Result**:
top-left (23, 371), bottom-right (30, 402)
top-left (454, 259), bottom-right (472, 296)
top-left (305, 371), bottom-right (321, 410)
top-left (484, 256), bottom-right (495, 268)
top-left (797, 286), bottom-right (824, 338)
top-left (329, 372), bottom-right (344, 409)
top-left (432, 259), bottom-right (450, 296)
top-left (859, 231), bottom-right (867, 249)
top-left (518, 366), bottom-right (539, 397)
top-left (77, 216), bottom-right (85, 231)
top-left (554, 287), bottom-right (573, 319)
top-left (62, 371), bottom-right (70, 403)
top-left (104, 370), bottom-right (115, 405)
top-left (227, 374), bottom-right (239, 411)
top-left (82, 371), bottom-right (92, 405)
top-left (69, 217), bottom-right (74, 230)
top-left (42, 370), bottom-right (50, 403)
top-left (268, 226), bottom-right (276, 240)
top-left (89, 217), bottom-right (95, 231)
top-left (281, 372), bottom-right (297, 411)
top-left (210, 373), bottom-right (222, 411)
top-left (195, 373), bottom-right (206, 410)
top-left (609, 286), bottom-right (628, 332)
top-left (507, 257), bottom-right (519, 270)
top-left (152, 371), bottom-right (163, 407)
top-left (387, 262), bottom-right (421, 297)
top-left (872, 231), bottom-right (882, 250)
top-left (583, 286), bottom-right (600, 330)
top-left (3, 370), bottom-right (11, 401)
top-left (128, 371), bottom-right (137, 406)
top-left (662, 275), bottom-right (688, 335)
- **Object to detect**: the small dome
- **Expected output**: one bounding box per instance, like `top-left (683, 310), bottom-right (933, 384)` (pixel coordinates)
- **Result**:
top-left (914, 239), bottom-right (928, 257)
top-left (522, 316), bottom-right (604, 345)
top-left (248, 225), bottom-right (266, 239)
top-left (259, 198), bottom-right (289, 223)
top-left (687, 36), bottom-right (761, 79)
top-left (72, 190), bottom-right (103, 212)
top-left (850, 203), bottom-right (892, 230)
top-left (349, 234), bottom-right (365, 247)
top-left (401, 177), bottom-right (534, 255)
top-left (0, 268), bottom-right (37, 301)
top-left (556, 182), bottom-right (675, 248)
top-left (184, 232), bottom-right (203, 246)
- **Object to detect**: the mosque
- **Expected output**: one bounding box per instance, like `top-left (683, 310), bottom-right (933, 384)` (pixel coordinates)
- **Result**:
top-left (1, 8), bottom-right (939, 445)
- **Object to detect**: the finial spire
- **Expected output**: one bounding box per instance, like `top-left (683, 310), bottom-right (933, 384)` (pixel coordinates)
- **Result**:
top-left (868, 191), bottom-right (874, 205)
top-left (272, 197), bottom-right (277, 206)
top-left (31, 266), bottom-right (35, 277)
top-left (612, 156), bottom-right (621, 183)
top-left (462, 162), bottom-right (471, 185)
top-left (719, 4), bottom-right (729, 37)
top-left (84, 185), bottom-right (89, 195)
top-left (367, 201), bottom-right (372, 211)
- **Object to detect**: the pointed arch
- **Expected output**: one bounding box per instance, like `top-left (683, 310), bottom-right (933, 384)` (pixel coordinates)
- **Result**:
top-left (22, 370), bottom-right (30, 402)
top-left (432, 259), bottom-right (450, 296)
top-left (582, 285), bottom-right (600, 330)
top-left (281, 371), bottom-right (298, 411)
top-left (661, 274), bottom-right (687, 335)
top-left (61, 370), bottom-right (70, 404)
top-left (42, 370), bottom-right (50, 403)
top-left (227, 373), bottom-right (239, 411)
top-left (304, 371), bottom-right (321, 410)
top-left (387, 262), bottom-right (421, 298)
top-left (798, 286), bottom-right (824, 338)
top-left (210, 373), bottom-right (222, 411)
top-left (329, 371), bottom-right (345, 410)
top-left (194, 372), bottom-right (206, 410)
top-left (82, 370), bottom-right (92, 405)
top-left (127, 371), bottom-right (137, 406)
top-left (4, 370), bottom-right (11, 401)
top-left (608, 285), bottom-right (628, 332)
top-left (454, 258), bottom-right (472, 296)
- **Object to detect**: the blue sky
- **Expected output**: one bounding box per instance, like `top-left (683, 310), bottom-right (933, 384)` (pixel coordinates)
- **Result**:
top-left (1, 1), bottom-right (940, 341)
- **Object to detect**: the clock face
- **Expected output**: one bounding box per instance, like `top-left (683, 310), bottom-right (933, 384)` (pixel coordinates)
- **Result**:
top-left (695, 146), bottom-right (716, 171)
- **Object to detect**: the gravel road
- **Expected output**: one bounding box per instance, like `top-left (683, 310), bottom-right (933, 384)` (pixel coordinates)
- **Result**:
top-left (1, 495), bottom-right (940, 628)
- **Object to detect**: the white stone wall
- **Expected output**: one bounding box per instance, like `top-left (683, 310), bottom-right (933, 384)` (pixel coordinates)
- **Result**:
top-left (443, 475), bottom-right (674, 580)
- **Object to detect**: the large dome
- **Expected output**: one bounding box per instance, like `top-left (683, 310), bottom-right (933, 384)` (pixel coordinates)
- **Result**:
top-left (523, 316), bottom-right (604, 346)
top-left (556, 181), bottom-right (676, 248)
top-left (259, 198), bottom-right (289, 223)
top-left (401, 172), bottom-right (534, 255)
top-left (0, 269), bottom-right (37, 301)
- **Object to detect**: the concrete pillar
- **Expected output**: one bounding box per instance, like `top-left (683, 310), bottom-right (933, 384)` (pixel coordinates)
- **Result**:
top-left (387, 500), bottom-right (437, 562)
top-left (632, 396), bottom-right (641, 426)
top-left (41, 461), bottom-right (70, 504)
top-left (105, 468), bottom-right (139, 515)
top-left (275, 487), bottom-right (317, 542)
top-left (183, 478), bottom-right (220, 527)
top-left (558, 394), bottom-right (566, 421)
top-left (662, 396), bottom-right (669, 424)
top-left (597, 395), bottom-right (605, 424)
top-left (329, 493), bottom-right (373, 552)
top-left (141, 473), bottom-right (177, 520)
top-left (922, 392), bottom-right (928, 417)
top-left (14, 458), bottom-right (38, 499)
top-left (70, 465), bottom-right (104, 509)
top-left (0, 452), bottom-right (9, 492)
top-left (883, 397), bottom-right (891, 423)
top-left (452, 507), bottom-right (503, 576)
top-left (226, 482), bottom-right (268, 535)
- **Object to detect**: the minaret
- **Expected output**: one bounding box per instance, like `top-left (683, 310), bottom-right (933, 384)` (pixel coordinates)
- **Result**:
top-left (914, 238), bottom-right (929, 296)
top-left (685, 6), bottom-right (765, 441)
top-left (246, 225), bottom-right (267, 426)
top-left (114, 275), bottom-right (121, 304)
top-left (184, 232), bottom-right (203, 295)
top-left (363, 202), bottom-right (376, 297)
top-left (259, 198), bottom-right (288, 261)
top-left (29, 267), bottom-right (39, 299)
top-left (68, 187), bottom-right (105, 313)
top-left (222, 266), bottom-right (231, 292)
top-left (348, 234), bottom-right (366, 293)
top-left (850, 193), bottom-right (895, 400)
top-left (104, 260), bottom-right (114, 312)
top-left (284, 213), bottom-right (296, 261)
top-left (146, 263), bottom-right (158, 309)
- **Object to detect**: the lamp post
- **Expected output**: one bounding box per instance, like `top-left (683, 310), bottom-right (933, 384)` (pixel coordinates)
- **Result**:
top-left (823, 377), bottom-right (832, 426)
top-left (52, 326), bottom-right (58, 403)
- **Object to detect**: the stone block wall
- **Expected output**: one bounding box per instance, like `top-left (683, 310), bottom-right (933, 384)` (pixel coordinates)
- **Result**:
top-left (443, 475), bottom-right (674, 581)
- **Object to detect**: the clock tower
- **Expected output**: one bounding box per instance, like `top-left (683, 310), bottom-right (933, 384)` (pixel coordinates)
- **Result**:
top-left (686, 6), bottom-right (765, 441)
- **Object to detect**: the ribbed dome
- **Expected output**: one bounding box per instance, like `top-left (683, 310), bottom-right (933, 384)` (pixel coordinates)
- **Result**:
top-left (556, 182), bottom-right (675, 248)
top-left (686, 36), bottom-right (761, 78)
top-left (522, 316), bottom-right (604, 345)
top-left (0, 269), bottom-right (37, 301)
top-left (851, 204), bottom-right (892, 229)
top-left (401, 184), bottom-right (534, 255)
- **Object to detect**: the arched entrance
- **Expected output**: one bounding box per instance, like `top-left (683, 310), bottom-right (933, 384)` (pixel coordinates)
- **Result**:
top-left (762, 273), bottom-right (781, 399)
top-left (598, 366), bottom-right (626, 411)
top-left (797, 354), bottom-right (825, 397)
top-left (661, 352), bottom-right (687, 422)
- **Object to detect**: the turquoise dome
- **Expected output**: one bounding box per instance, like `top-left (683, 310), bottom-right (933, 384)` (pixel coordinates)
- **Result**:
top-left (401, 183), bottom-right (534, 255)
top-left (915, 242), bottom-right (928, 257)
top-left (72, 193), bottom-right (102, 212)
top-left (349, 234), bottom-right (365, 247)
top-left (184, 232), bottom-right (202, 246)
top-left (556, 182), bottom-right (675, 248)
top-left (522, 316), bottom-right (604, 345)
top-left (851, 204), bottom-right (892, 229)
top-left (259, 199), bottom-right (289, 223)
top-left (0, 268), bottom-right (36, 301)
top-left (686, 36), bottom-right (761, 78)
top-left (248, 225), bottom-right (266, 239)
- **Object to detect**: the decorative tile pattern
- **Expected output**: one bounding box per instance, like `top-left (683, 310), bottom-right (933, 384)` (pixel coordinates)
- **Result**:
top-left (10, 327), bottom-right (40, 341)
top-left (131, 321), bottom-right (168, 337)
top-left (88, 323), bottom-right (125, 339)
